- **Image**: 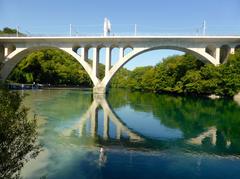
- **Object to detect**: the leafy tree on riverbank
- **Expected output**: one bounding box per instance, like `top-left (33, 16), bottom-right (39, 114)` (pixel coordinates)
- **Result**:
top-left (113, 51), bottom-right (240, 97)
top-left (0, 87), bottom-right (41, 178)
top-left (8, 49), bottom-right (106, 86)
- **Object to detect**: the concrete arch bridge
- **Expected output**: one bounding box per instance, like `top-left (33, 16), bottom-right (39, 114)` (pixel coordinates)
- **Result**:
top-left (0, 36), bottom-right (240, 93)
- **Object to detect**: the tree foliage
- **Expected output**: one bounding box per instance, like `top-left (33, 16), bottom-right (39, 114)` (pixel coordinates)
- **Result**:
top-left (8, 49), bottom-right (106, 86)
top-left (0, 88), bottom-right (41, 178)
top-left (0, 27), bottom-right (17, 34)
top-left (112, 88), bottom-right (240, 153)
top-left (112, 51), bottom-right (240, 97)
top-left (0, 27), bottom-right (25, 36)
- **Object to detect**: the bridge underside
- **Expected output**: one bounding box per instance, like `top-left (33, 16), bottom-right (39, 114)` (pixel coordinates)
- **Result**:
top-left (0, 36), bottom-right (239, 93)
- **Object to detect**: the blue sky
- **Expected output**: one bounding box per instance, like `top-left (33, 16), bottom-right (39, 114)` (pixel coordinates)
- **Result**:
top-left (1, 0), bottom-right (240, 69)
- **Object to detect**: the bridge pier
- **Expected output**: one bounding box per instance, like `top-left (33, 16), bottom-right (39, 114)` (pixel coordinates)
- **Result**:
top-left (93, 85), bottom-right (107, 94)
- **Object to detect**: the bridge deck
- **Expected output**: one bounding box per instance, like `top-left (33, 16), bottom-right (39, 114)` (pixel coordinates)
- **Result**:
top-left (0, 36), bottom-right (240, 43)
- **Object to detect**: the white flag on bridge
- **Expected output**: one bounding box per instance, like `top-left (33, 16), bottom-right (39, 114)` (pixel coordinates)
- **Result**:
top-left (104, 18), bottom-right (111, 36)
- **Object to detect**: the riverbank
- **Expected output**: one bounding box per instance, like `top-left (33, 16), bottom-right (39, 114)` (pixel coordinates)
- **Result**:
top-left (7, 82), bottom-right (92, 91)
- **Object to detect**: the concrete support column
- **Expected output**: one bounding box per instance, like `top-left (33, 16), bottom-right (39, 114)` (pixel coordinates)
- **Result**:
top-left (105, 47), bottom-right (111, 76)
top-left (116, 126), bottom-right (121, 139)
top-left (4, 45), bottom-right (15, 57)
top-left (215, 47), bottom-right (220, 64)
top-left (230, 47), bottom-right (235, 54)
top-left (211, 132), bottom-right (217, 146)
top-left (92, 47), bottom-right (99, 78)
top-left (4, 47), bottom-right (9, 57)
top-left (119, 47), bottom-right (124, 60)
top-left (81, 47), bottom-right (88, 60)
top-left (90, 106), bottom-right (98, 137)
top-left (103, 111), bottom-right (109, 139)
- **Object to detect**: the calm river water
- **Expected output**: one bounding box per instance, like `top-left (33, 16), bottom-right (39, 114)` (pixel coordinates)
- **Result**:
top-left (20, 89), bottom-right (240, 179)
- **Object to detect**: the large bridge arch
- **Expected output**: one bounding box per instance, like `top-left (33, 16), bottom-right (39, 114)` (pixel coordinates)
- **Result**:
top-left (101, 45), bottom-right (219, 87)
top-left (0, 46), bottom-right (99, 85)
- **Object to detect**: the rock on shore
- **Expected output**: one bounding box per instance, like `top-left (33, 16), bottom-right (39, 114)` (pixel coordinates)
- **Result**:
top-left (234, 92), bottom-right (240, 105)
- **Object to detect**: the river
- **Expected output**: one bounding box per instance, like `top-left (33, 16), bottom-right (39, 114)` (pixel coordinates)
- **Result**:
top-left (19, 89), bottom-right (240, 179)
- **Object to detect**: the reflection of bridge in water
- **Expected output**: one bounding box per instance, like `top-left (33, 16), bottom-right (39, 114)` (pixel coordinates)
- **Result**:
top-left (187, 126), bottom-right (231, 148)
top-left (63, 94), bottom-right (143, 141)
top-left (61, 94), bottom-right (237, 155)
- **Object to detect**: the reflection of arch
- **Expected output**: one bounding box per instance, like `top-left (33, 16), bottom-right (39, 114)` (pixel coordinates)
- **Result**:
top-left (62, 94), bottom-right (143, 141)
top-left (187, 127), bottom-right (217, 145)
top-left (59, 93), bottom-right (236, 154)
top-left (101, 45), bottom-right (218, 87)
top-left (220, 45), bottom-right (230, 64)
top-left (187, 126), bottom-right (232, 148)
top-left (1, 46), bottom-right (99, 85)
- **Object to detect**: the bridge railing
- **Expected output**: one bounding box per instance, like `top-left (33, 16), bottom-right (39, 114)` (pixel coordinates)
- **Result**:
top-left (1, 23), bottom-right (240, 37)
top-left (0, 32), bottom-right (240, 37)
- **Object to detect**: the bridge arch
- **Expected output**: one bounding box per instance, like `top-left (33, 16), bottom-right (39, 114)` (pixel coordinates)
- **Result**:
top-left (0, 45), bottom-right (98, 85)
top-left (101, 45), bottom-right (218, 87)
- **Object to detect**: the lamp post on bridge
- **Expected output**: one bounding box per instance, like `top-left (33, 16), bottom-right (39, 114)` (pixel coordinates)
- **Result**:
top-left (16, 26), bottom-right (19, 37)
top-left (69, 24), bottom-right (72, 36)
top-left (104, 18), bottom-right (111, 36)
top-left (134, 24), bottom-right (137, 36)
top-left (203, 20), bottom-right (206, 36)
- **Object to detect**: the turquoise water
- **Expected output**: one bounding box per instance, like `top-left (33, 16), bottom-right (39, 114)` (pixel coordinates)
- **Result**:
top-left (20, 89), bottom-right (240, 179)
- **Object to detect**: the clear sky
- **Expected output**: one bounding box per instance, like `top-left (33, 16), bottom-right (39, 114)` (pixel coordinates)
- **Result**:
top-left (1, 0), bottom-right (240, 69)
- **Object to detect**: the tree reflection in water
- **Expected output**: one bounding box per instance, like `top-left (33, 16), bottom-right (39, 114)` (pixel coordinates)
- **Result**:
top-left (108, 89), bottom-right (240, 154)
top-left (0, 89), bottom-right (41, 179)
top-left (60, 90), bottom-right (240, 156)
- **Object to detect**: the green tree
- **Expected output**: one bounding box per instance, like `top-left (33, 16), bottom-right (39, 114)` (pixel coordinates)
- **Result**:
top-left (112, 51), bottom-right (240, 97)
top-left (0, 27), bottom-right (17, 34)
top-left (8, 49), bottom-right (94, 86)
top-left (0, 27), bottom-right (25, 36)
top-left (0, 88), bottom-right (41, 178)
